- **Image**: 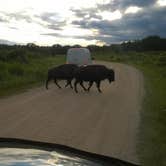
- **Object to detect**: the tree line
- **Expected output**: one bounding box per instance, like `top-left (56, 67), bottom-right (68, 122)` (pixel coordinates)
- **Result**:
top-left (0, 35), bottom-right (166, 63)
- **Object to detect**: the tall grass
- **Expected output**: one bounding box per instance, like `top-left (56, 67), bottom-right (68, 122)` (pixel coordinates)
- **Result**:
top-left (94, 51), bottom-right (166, 166)
top-left (0, 56), bottom-right (65, 97)
top-left (138, 64), bottom-right (166, 166)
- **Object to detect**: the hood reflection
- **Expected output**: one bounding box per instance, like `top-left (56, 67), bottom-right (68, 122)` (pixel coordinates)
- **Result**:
top-left (0, 148), bottom-right (101, 166)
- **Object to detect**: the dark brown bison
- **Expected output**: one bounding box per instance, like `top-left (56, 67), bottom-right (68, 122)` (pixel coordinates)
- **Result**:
top-left (74, 65), bottom-right (115, 93)
top-left (46, 64), bottom-right (79, 89)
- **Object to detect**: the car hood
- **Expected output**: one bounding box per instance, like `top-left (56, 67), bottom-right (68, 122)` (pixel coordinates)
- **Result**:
top-left (0, 139), bottom-right (139, 166)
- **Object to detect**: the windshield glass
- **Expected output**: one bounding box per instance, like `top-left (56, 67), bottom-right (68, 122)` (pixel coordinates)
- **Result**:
top-left (0, 0), bottom-right (165, 165)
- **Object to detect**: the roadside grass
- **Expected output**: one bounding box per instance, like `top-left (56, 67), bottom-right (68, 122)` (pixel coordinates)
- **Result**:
top-left (0, 55), bottom-right (65, 97)
top-left (138, 64), bottom-right (166, 166)
top-left (94, 51), bottom-right (166, 166)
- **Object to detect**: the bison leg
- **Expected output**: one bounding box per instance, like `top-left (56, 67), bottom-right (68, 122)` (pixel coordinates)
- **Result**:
top-left (54, 79), bottom-right (61, 89)
top-left (69, 80), bottom-right (73, 89)
top-left (65, 79), bottom-right (73, 89)
top-left (96, 81), bottom-right (102, 93)
top-left (87, 81), bottom-right (93, 92)
top-left (74, 80), bottom-right (79, 93)
top-left (46, 77), bottom-right (51, 89)
top-left (80, 81), bottom-right (86, 91)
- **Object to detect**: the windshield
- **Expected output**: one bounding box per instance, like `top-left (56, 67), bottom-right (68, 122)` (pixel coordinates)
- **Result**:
top-left (0, 0), bottom-right (165, 166)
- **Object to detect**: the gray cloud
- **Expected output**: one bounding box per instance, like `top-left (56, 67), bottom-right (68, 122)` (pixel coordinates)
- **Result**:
top-left (8, 26), bottom-right (19, 30)
top-left (38, 12), bottom-right (60, 24)
top-left (7, 12), bottom-right (32, 22)
top-left (71, 8), bottom-right (102, 20)
top-left (46, 24), bottom-right (64, 30)
top-left (42, 5), bottom-right (166, 45)
top-left (0, 0), bottom-right (163, 46)
top-left (36, 12), bottom-right (67, 30)
top-left (41, 31), bottom-right (124, 45)
top-left (41, 32), bottom-right (60, 36)
top-left (41, 32), bottom-right (87, 39)
top-left (71, 0), bottom-right (157, 21)
top-left (0, 39), bottom-right (17, 45)
top-left (0, 17), bottom-right (8, 23)
top-left (0, 11), bottom-right (67, 30)
top-left (0, 11), bottom-right (33, 23)
top-left (97, 0), bottom-right (157, 11)
top-left (71, 6), bottom-right (166, 44)
top-left (41, 32), bottom-right (100, 44)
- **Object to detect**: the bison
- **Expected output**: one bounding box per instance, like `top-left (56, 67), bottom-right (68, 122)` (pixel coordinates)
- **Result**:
top-left (46, 64), bottom-right (79, 89)
top-left (74, 65), bottom-right (115, 93)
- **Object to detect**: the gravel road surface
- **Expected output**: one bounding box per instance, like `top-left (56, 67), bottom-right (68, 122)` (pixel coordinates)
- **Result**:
top-left (0, 61), bottom-right (144, 164)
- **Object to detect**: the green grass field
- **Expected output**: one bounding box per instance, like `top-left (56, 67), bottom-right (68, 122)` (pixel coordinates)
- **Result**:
top-left (94, 51), bottom-right (166, 166)
top-left (0, 55), bottom-right (65, 97)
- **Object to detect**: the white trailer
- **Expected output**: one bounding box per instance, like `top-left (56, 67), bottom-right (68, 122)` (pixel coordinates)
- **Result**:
top-left (66, 48), bottom-right (92, 66)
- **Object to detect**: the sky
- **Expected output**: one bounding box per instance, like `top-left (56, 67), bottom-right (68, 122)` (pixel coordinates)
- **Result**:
top-left (0, 0), bottom-right (166, 46)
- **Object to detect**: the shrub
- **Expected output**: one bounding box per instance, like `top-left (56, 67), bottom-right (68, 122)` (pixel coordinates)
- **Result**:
top-left (7, 49), bottom-right (29, 63)
top-left (0, 63), bottom-right (9, 81)
top-left (156, 56), bottom-right (166, 66)
top-left (8, 64), bottom-right (24, 76)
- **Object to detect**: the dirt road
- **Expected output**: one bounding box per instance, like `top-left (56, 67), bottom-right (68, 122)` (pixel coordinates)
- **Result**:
top-left (0, 61), bottom-right (144, 164)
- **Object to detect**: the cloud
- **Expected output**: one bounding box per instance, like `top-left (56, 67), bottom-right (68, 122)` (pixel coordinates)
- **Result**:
top-left (0, 17), bottom-right (8, 23)
top-left (71, 5), bottom-right (166, 44)
top-left (0, 0), bottom-right (165, 46)
top-left (0, 11), bottom-right (33, 23)
top-left (97, 0), bottom-right (157, 11)
top-left (0, 11), bottom-right (67, 30)
top-left (0, 12), bottom-right (9, 23)
top-left (71, 8), bottom-right (102, 20)
top-left (125, 6), bottom-right (142, 14)
top-left (35, 12), bottom-right (67, 30)
top-left (0, 39), bottom-right (17, 45)
top-left (8, 27), bottom-right (19, 30)
top-left (41, 32), bottom-right (62, 37)
top-left (7, 13), bottom-right (32, 23)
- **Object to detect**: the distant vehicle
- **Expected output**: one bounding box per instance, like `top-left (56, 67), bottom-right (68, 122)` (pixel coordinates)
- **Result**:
top-left (66, 48), bottom-right (92, 66)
